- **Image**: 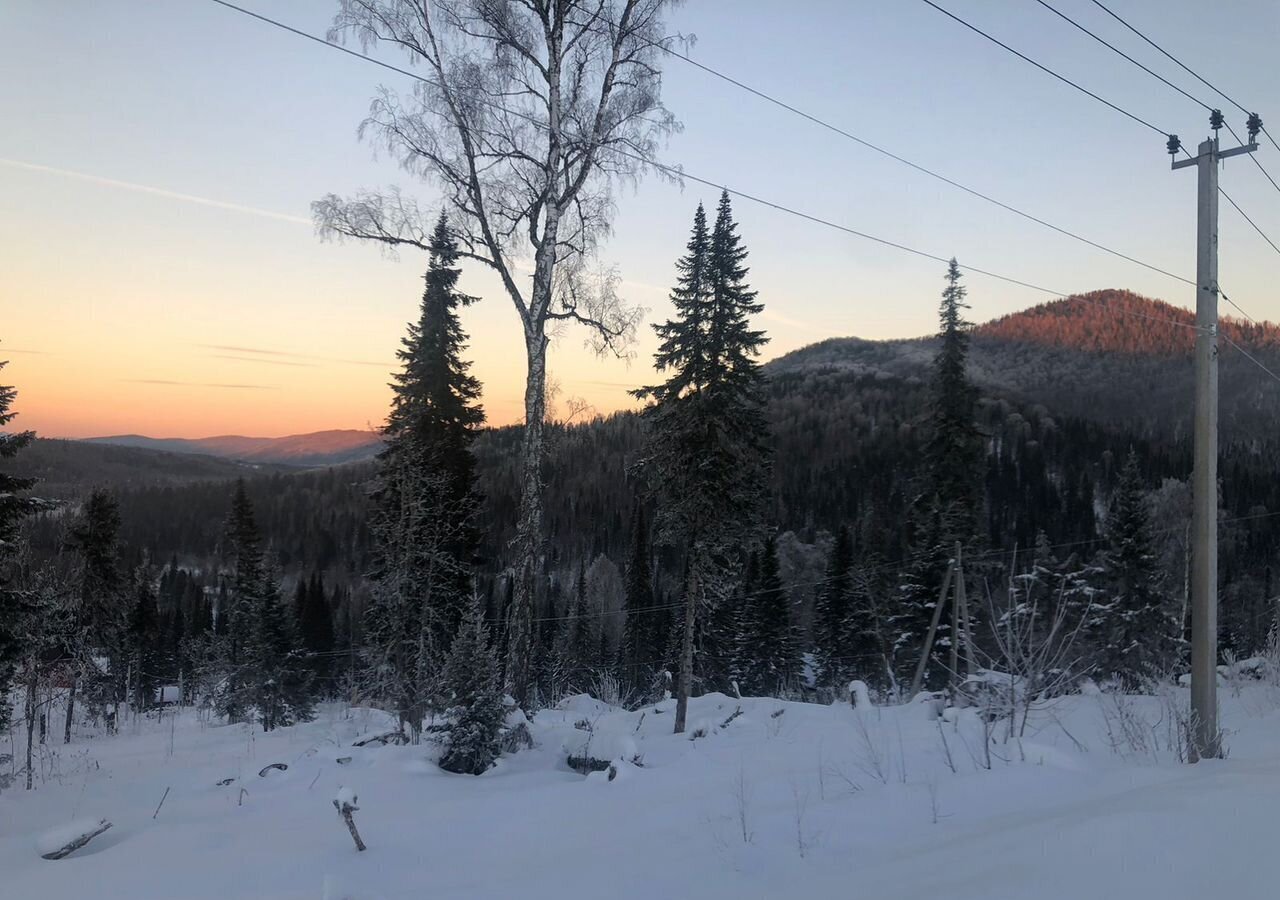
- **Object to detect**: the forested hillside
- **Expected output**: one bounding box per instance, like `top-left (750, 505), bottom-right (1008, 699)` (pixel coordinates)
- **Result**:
top-left (25, 293), bottom-right (1280, 679)
top-left (776, 290), bottom-right (1280, 442)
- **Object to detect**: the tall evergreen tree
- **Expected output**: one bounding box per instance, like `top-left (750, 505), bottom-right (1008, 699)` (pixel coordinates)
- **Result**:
top-left (218, 480), bottom-right (264, 721)
top-left (438, 595), bottom-right (505, 776)
top-left (0, 362), bottom-right (48, 732)
top-left (215, 484), bottom-right (314, 729)
top-left (65, 489), bottom-right (127, 734)
top-left (1099, 450), bottom-right (1178, 683)
top-left (633, 193), bottom-right (772, 733)
top-left (366, 212), bottom-right (484, 737)
top-left (892, 260), bottom-right (982, 688)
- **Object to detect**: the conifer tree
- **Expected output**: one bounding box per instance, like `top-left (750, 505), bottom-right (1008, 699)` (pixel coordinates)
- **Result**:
top-left (633, 193), bottom-right (772, 733)
top-left (621, 501), bottom-right (661, 691)
top-left (0, 362), bottom-right (48, 732)
top-left (217, 480), bottom-right (264, 721)
top-left (1100, 450), bottom-right (1178, 683)
top-left (892, 260), bottom-right (983, 688)
top-left (738, 536), bottom-right (800, 696)
top-left (439, 595), bottom-right (505, 776)
top-left (246, 569), bottom-right (315, 731)
top-left (814, 525), bottom-right (855, 689)
top-left (558, 561), bottom-right (595, 687)
top-left (65, 489), bottom-right (127, 734)
top-left (214, 485), bottom-right (314, 729)
top-left (295, 571), bottom-right (335, 691)
top-left (127, 564), bottom-right (160, 710)
top-left (367, 212), bottom-right (484, 736)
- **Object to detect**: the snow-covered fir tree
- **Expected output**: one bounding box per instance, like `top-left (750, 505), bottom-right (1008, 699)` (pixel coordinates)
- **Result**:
top-left (438, 595), bottom-right (505, 776)
top-left (633, 193), bottom-right (772, 732)
top-left (892, 260), bottom-right (983, 688)
top-left (65, 488), bottom-right (128, 734)
top-left (214, 482), bottom-right (314, 729)
top-left (366, 212), bottom-right (484, 738)
top-left (0, 362), bottom-right (49, 733)
top-left (1098, 450), bottom-right (1179, 684)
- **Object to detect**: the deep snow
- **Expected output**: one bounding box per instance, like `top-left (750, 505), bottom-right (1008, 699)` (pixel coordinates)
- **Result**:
top-left (5, 684), bottom-right (1280, 899)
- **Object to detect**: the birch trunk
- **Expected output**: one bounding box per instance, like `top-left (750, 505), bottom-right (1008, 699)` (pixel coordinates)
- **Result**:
top-left (506, 326), bottom-right (549, 708)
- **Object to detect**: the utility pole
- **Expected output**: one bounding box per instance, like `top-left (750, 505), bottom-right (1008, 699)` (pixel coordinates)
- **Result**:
top-left (1171, 111), bottom-right (1259, 762)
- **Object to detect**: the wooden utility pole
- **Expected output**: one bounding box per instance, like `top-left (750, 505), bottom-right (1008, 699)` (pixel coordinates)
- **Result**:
top-left (1171, 113), bottom-right (1258, 761)
top-left (908, 557), bottom-right (956, 699)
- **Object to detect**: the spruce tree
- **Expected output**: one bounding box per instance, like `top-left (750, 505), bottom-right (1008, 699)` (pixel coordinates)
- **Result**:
top-left (295, 571), bottom-right (335, 691)
top-left (738, 536), bottom-right (800, 696)
top-left (439, 595), bottom-right (505, 776)
top-left (217, 480), bottom-right (264, 721)
top-left (621, 500), bottom-right (661, 692)
top-left (892, 260), bottom-right (982, 688)
top-left (814, 525), bottom-right (855, 689)
top-left (65, 489), bottom-right (127, 733)
top-left (127, 565), bottom-right (160, 710)
top-left (633, 193), bottom-right (772, 733)
top-left (215, 485), bottom-right (314, 729)
top-left (367, 212), bottom-right (484, 737)
top-left (1100, 450), bottom-right (1178, 684)
top-left (0, 363), bottom-right (47, 732)
top-left (558, 561), bottom-right (595, 688)
top-left (246, 569), bottom-right (315, 731)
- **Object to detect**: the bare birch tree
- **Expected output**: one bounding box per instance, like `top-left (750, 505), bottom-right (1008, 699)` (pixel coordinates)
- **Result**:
top-left (315, 0), bottom-right (680, 705)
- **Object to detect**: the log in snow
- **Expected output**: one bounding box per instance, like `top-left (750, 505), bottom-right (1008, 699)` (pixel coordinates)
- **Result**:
top-left (258, 763), bottom-right (288, 777)
top-left (39, 819), bottom-right (113, 860)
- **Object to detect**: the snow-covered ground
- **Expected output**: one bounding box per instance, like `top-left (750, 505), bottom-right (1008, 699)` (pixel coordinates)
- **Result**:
top-left (5, 683), bottom-right (1280, 899)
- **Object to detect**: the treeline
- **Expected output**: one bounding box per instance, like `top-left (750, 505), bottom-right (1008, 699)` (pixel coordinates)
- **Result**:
top-left (9, 209), bottom-right (1280, 773)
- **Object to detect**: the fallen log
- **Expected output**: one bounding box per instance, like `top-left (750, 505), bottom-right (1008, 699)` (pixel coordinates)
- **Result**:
top-left (40, 819), bottom-right (113, 860)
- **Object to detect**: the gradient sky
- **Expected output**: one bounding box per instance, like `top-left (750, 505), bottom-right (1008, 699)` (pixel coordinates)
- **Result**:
top-left (2, 0), bottom-right (1278, 439)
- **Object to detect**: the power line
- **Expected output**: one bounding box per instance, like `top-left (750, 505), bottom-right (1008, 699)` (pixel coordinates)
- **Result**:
top-left (626, 26), bottom-right (1194, 288)
top-left (1219, 184), bottom-right (1280, 256)
top-left (1220, 331), bottom-right (1280, 386)
top-left (1089, 0), bottom-right (1280, 161)
top-left (203, 0), bottom-right (1205, 333)
top-left (1032, 0), bottom-right (1213, 112)
top-left (918, 0), bottom-right (1169, 137)
top-left (1087, 1), bottom-right (1268, 133)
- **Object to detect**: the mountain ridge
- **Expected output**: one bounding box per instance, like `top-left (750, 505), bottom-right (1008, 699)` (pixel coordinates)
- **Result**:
top-left (84, 429), bottom-right (383, 467)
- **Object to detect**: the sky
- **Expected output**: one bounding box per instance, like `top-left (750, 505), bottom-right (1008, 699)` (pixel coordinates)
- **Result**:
top-left (2, 0), bottom-right (1278, 439)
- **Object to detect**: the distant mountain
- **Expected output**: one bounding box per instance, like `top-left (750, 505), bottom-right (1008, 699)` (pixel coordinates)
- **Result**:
top-left (10, 438), bottom-right (284, 499)
top-left (770, 289), bottom-right (1280, 442)
top-left (85, 429), bottom-right (384, 468)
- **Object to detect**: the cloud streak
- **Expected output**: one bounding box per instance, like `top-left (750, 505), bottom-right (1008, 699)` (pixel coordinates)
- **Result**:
top-left (211, 354), bottom-right (318, 368)
top-left (123, 379), bottom-right (275, 390)
top-left (195, 343), bottom-right (390, 368)
top-left (0, 158), bottom-right (312, 226)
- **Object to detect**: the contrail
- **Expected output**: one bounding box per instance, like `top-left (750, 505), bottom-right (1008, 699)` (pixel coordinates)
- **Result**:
top-left (0, 158), bottom-right (312, 226)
